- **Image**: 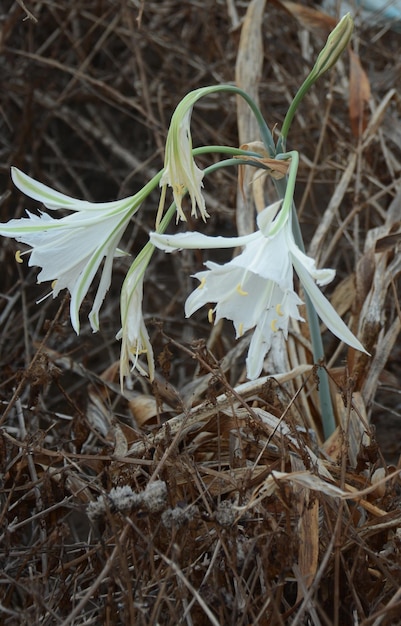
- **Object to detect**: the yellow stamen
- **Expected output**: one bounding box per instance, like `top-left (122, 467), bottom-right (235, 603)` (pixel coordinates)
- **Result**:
top-left (236, 284), bottom-right (248, 296)
top-left (208, 308), bottom-right (214, 324)
top-left (136, 348), bottom-right (148, 355)
top-left (238, 322), bottom-right (244, 337)
top-left (130, 342), bottom-right (148, 356)
top-left (51, 279), bottom-right (58, 290)
top-left (276, 303), bottom-right (284, 317)
top-left (173, 183), bottom-right (186, 195)
top-left (15, 250), bottom-right (24, 264)
top-left (271, 319), bottom-right (278, 332)
top-left (198, 277), bottom-right (206, 289)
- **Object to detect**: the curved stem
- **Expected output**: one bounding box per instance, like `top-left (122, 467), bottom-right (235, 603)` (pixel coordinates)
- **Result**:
top-left (181, 85), bottom-right (276, 157)
top-left (277, 77), bottom-right (316, 153)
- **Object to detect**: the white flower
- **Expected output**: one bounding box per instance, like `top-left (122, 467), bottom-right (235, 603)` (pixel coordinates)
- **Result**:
top-left (117, 248), bottom-right (155, 384)
top-left (150, 200), bottom-right (367, 379)
top-left (160, 95), bottom-right (208, 223)
top-left (0, 167), bottom-right (147, 333)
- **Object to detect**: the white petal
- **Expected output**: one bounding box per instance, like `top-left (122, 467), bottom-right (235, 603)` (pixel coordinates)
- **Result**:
top-left (293, 256), bottom-right (368, 353)
top-left (150, 230), bottom-right (258, 252)
top-left (231, 231), bottom-right (294, 288)
top-left (88, 245), bottom-right (117, 332)
top-left (118, 264), bottom-right (155, 383)
top-left (289, 242), bottom-right (335, 286)
top-left (0, 202), bottom-right (133, 334)
top-left (11, 167), bottom-right (133, 213)
top-left (256, 201), bottom-right (283, 236)
top-left (246, 326), bottom-right (270, 380)
top-left (161, 107), bottom-right (208, 221)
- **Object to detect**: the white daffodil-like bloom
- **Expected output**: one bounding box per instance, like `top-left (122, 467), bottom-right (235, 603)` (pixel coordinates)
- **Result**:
top-left (161, 107), bottom-right (208, 222)
top-left (117, 248), bottom-right (155, 384)
top-left (160, 98), bottom-right (208, 223)
top-left (0, 167), bottom-right (149, 333)
top-left (151, 200), bottom-right (367, 379)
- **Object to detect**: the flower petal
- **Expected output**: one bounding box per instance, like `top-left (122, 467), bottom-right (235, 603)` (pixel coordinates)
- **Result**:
top-left (247, 326), bottom-right (270, 380)
top-left (11, 167), bottom-right (133, 212)
top-left (289, 242), bottom-right (335, 286)
top-left (161, 108), bottom-right (208, 221)
top-left (118, 252), bottom-right (155, 384)
top-left (292, 255), bottom-right (368, 353)
top-left (256, 200), bottom-right (283, 236)
top-left (150, 229), bottom-right (258, 252)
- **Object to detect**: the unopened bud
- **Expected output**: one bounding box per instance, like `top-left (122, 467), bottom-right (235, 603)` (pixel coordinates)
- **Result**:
top-left (313, 13), bottom-right (354, 78)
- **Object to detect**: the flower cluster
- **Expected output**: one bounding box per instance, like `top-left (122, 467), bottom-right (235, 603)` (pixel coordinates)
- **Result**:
top-left (0, 31), bottom-right (366, 389)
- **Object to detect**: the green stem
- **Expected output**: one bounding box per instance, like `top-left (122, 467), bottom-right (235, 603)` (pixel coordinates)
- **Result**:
top-left (193, 146), bottom-right (268, 158)
top-left (291, 204), bottom-right (336, 438)
top-left (277, 14), bottom-right (353, 153)
top-left (208, 85), bottom-right (276, 156)
top-left (277, 77), bottom-right (318, 154)
top-left (179, 85), bottom-right (276, 157)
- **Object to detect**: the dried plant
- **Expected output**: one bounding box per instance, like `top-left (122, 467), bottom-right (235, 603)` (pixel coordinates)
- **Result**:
top-left (1, 1), bottom-right (401, 625)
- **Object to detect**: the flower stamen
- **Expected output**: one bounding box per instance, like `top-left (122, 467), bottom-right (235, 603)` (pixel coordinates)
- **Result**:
top-left (236, 284), bottom-right (248, 296)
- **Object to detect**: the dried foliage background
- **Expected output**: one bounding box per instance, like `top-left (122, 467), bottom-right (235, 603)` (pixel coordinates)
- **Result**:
top-left (1, 1), bottom-right (401, 624)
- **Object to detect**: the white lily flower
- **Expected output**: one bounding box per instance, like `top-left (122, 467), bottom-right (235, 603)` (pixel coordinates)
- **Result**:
top-left (150, 200), bottom-right (367, 379)
top-left (117, 247), bottom-right (155, 384)
top-left (161, 106), bottom-right (208, 223)
top-left (0, 167), bottom-right (148, 333)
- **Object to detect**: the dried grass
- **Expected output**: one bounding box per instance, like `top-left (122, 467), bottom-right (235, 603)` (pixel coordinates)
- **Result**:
top-left (1, 1), bottom-right (401, 624)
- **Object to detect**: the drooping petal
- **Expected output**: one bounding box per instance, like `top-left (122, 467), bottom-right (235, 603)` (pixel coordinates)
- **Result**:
top-left (247, 325), bottom-right (270, 380)
top-left (11, 167), bottom-right (131, 212)
top-left (161, 108), bottom-right (208, 222)
top-left (292, 255), bottom-right (368, 353)
top-left (150, 229), bottom-right (258, 252)
top-left (288, 240), bottom-right (335, 286)
top-left (245, 288), bottom-right (304, 379)
top-left (88, 233), bottom-right (122, 332)
top-left (118, 252), bottom-right (155, 384)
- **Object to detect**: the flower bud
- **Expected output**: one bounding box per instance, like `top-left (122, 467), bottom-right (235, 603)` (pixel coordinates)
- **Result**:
top-left (313, 13), bottom-right (354, 78)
